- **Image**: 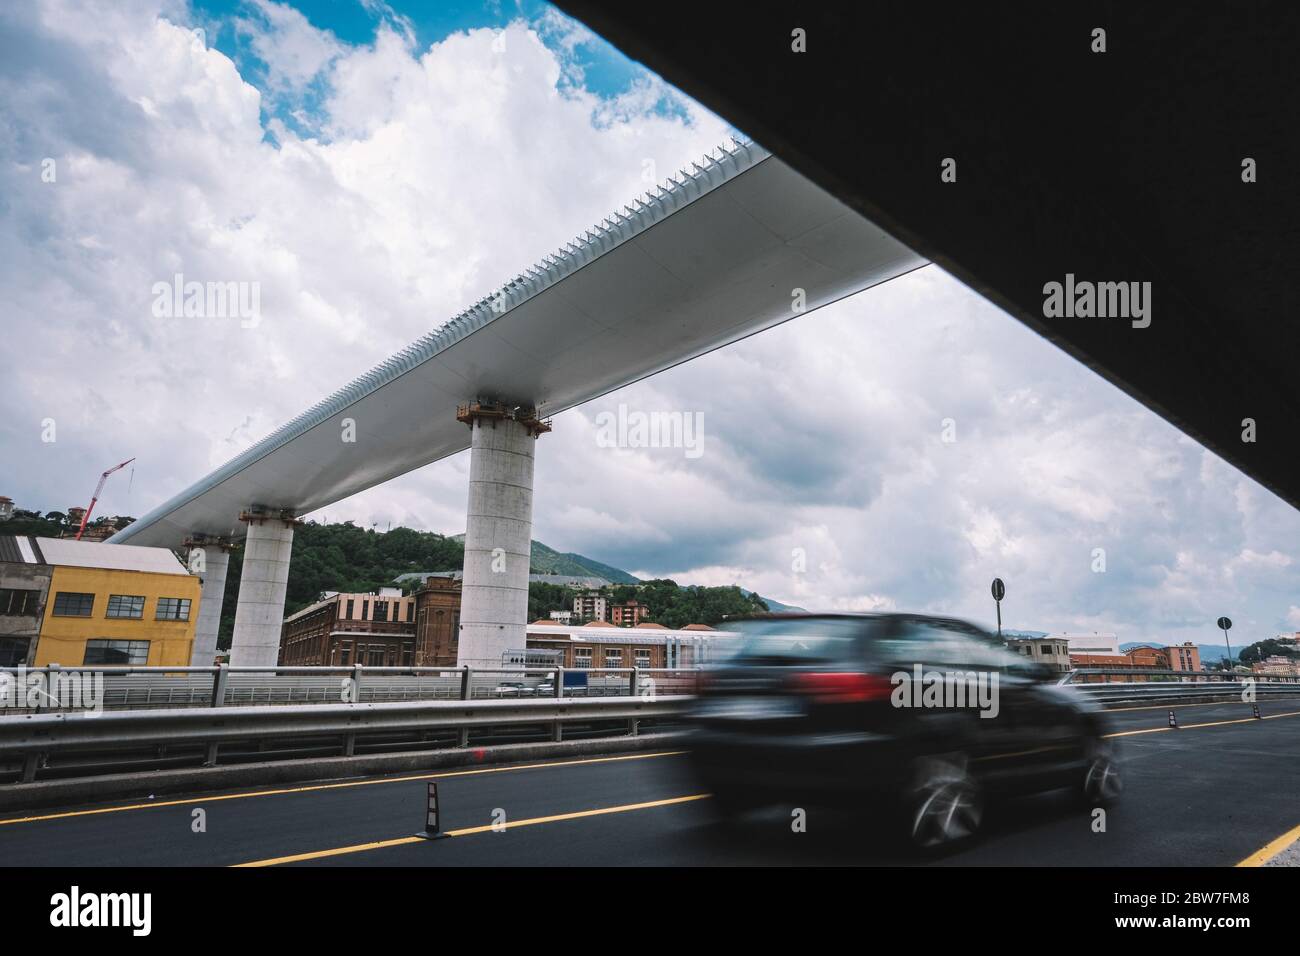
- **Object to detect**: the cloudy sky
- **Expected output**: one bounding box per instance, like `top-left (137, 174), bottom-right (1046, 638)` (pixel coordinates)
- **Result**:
top-left (2, 0), bottom-right (1297, 648)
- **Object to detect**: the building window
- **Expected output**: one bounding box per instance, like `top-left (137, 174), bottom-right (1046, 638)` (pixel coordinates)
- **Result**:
top-left (574, 647), bottom-right (593, 668)
top-left (155, 597), bottom-right (192, 621)
top-left (635, 649), bottom-right (652, 667)
top-left (106, 594), bottom-right (146, 619)
top-left (605, 648), bottom-right (623, 667)
top-left (345, 599), bottom-right (355, 620)
top-left (0, 588), bottom-right (41, 617)
top-left (373, 601), bottom-right (389, 623)
top-left (406, 602), bottom-right (414, 623)
top-left (0, 636), bottom-right (32, 667)
top-left (83, 639), bottom-right (151, 666)
top-left (368, 649), bottom-right (385, 667)
top-left (361, 600), bottom-right (369, 621)
top-left (52, 591), bottom-right (94, 617)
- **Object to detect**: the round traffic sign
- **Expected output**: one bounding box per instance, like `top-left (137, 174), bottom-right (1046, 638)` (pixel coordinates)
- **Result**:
top-left (1217, 616), bottom-right (1232, 631)
top-left (991, 578), bottom-right (1005, 602)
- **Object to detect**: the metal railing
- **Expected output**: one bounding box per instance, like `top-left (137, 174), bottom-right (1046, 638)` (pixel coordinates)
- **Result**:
top-left (0, 664), bottom-right (705, 715)
top-left (0, 693), bottom-right (692, 785)
top-left (1062, 672), bottom-right (1300, 705)
top-left (1062, 667), bottom-right (1300, 684)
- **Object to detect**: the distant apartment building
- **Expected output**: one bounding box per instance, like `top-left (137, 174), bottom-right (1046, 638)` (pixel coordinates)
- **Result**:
top-left (1253, 655), bottom-right (1299, 678)
top-left (1058, 632), bottom-right (1123, 658)
top-left (0, 535), bottom-right (199, 667)
top-left (573, 591), bottom-right (608, 623)
top-left (0, 497), bottom-right (14, 522)
top-left (1165, 642), bottom-right (1202, 671)
top-left (1006, 636), bottom-right (1071, 673)
top-left (610, 599), bottom-right (649, 627)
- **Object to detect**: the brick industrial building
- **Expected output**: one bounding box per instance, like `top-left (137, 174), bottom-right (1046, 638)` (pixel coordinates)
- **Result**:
top-left (279, 577), bottom-right (734, 669)
top-left (279, 576), bottom-right (462, 667)
top-left (279, 586), bottom-right (418, 667)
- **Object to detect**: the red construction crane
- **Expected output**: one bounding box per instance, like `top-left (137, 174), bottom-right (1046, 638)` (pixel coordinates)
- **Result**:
top-left (75, 458), bottom-right (135, 541)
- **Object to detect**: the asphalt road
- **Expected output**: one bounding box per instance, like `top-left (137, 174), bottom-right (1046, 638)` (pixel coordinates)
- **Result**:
top-left (3, 698), bottom-right (1298, 867)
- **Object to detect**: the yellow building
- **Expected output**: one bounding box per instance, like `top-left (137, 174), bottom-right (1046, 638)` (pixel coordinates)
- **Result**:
top-left (31, 537), bottom-right (200, 667)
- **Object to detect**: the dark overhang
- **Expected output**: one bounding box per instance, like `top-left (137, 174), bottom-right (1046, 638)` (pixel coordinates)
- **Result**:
top-left (556, 1), bottom-right (1300, 510)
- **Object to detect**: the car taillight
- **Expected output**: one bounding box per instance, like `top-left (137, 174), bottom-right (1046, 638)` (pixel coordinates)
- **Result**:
top-left (788, 671), bottom-right (893, 704)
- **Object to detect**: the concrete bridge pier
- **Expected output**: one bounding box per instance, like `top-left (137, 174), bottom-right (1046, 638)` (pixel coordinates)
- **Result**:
top-left (455, 402), bottom-right (550, 668)
top-left (186, 536), bottom-right (233, 667)
top-left (229, 509), bottom-right (297, 667)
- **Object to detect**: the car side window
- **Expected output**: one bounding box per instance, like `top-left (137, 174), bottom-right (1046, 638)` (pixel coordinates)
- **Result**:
top-left (875, 618), bottom-right (1007, 669)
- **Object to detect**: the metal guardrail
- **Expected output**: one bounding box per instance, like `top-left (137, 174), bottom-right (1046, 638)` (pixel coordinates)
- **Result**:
top-left (1062, 668), bottom-right (1300, 684)
top-left (0, 665), bottom-right (703, 715)
top-left (0, 694), bottom-right (691, 785)
top-left (1066, 678), bottom-right (1300, 705)
top-left (5, 663), bottom-right (1295, 788)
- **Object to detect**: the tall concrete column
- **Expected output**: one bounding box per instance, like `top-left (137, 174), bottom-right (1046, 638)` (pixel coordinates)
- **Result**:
top-left (229, 510), bottom-right (297, 667)
top-left (456, 402), bottom-right (549, 667)
top-left (186, 537), bottom-right (232, 667)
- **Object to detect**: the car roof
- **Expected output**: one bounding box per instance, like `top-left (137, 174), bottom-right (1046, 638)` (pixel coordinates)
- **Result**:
top-left (728, 610), bottom-right (991, 632)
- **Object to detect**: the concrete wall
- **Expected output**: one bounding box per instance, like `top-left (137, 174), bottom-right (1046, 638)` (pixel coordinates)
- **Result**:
top-left (0, 561), bottom-right (51, 665)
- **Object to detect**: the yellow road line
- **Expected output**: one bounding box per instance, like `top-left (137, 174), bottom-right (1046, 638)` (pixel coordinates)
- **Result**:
top-left (0, 751), bottom-right (687, 827)
top-left (1236, 821), bottom-right (1300, 867)
top-left (1104, 709), bottom-right (1300, 739)
top-left (233, 793), bottom-right (712, 867)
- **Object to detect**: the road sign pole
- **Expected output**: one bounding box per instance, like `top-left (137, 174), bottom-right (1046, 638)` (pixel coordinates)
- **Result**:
top-left (990, 578), bottom-right (1006, 641)
top-left (1217, 616), bottom-right (1234, 674)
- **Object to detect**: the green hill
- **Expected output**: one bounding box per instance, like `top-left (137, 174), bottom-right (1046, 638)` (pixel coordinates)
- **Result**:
top-left (527, 540), bottom-right (641, 584)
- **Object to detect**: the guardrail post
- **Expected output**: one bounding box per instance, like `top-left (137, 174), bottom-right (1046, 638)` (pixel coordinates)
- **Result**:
top-left (552, 666), bottom-right (565, 742)
top-left (204, 740), bottom-right (220, 767)
top-left (351, 663), bottom-right (365, 704)
top-left (458, 666), bottom-right (472, 747)
top-left (210, 663), bottom-right (229, 708)
top-left (36, 664), bottom-right (58, 714)
top-left (629, 667), bottom-right (640, 735)
top-left (629, 666), bottom-right (638, 698)
top-left (21, 752), bottom-right (41, 783)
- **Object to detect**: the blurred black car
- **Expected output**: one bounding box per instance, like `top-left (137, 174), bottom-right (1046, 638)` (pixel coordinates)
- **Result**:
top-left (686, 613), bottom-right (1121, 850)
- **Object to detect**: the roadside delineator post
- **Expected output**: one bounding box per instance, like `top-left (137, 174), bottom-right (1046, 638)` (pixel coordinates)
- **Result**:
top-left (415, 781), bottom-right (450, 840)
top-left (1168, 709), bottom-right (1177, 728)
top-left (1252, 703), bottom-right (1262, 719)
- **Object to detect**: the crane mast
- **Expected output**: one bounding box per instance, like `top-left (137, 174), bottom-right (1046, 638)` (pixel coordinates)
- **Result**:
top-left (75, 458), bottom-right (135, 540)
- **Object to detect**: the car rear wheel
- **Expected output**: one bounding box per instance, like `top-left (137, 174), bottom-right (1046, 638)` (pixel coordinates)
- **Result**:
top-left (903, 757), bottom-right (984, 851)
top-left (1081, 738), bottom-right (1123, 805)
